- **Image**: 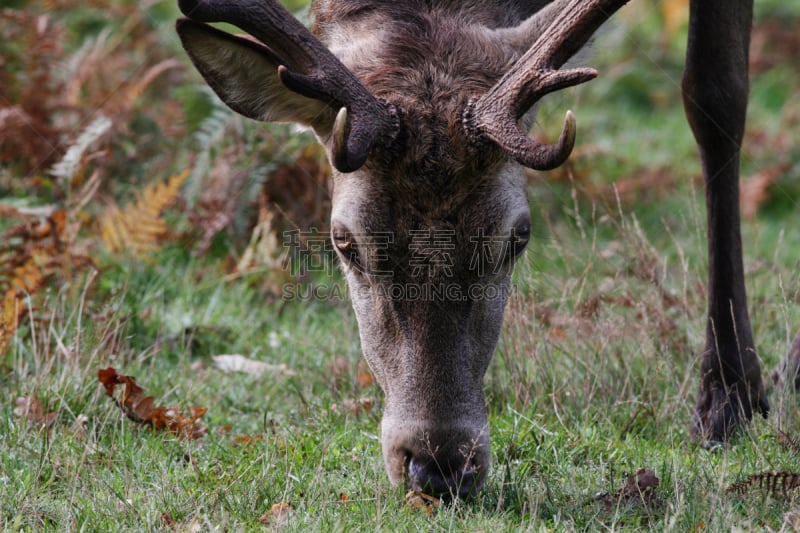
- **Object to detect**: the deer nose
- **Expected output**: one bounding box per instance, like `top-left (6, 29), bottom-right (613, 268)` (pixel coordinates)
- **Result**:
top-left (407, 455), bottom-right (479, 499)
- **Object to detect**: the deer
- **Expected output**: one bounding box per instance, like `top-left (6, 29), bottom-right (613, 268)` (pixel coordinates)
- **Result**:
top-left (176, 0), bottom-right (797, 499)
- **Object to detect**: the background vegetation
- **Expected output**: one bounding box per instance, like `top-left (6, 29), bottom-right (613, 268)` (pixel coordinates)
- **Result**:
top-left (1, 0), bottom-right (799, 530)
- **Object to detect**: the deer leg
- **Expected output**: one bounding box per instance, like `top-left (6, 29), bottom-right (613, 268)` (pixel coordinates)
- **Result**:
top-left (682, 0), bottom-right (768, 442)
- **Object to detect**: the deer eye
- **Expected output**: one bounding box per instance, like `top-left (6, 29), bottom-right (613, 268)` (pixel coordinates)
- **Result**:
top-left (331, 224), bottom-right (361, 268)
top-left (332, 225), bottom-right (352, 251)
top-left (506, 217), bottom-right (531, 262)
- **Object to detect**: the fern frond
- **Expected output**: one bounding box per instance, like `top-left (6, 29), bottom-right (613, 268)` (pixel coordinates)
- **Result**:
top-left (100, 169), bottom-right (189, 255)
top-left (0, 207), bottom-right (86, 354)
top-left (124, 59), bottom-right (181, 111)
top-left (777, 430), bottom-right (800, 457)
top-left (193, 90), bottom-right (234, 151)
top-left (49, 115), bottom-right (112, 183)
top-left (0, 289), bottom-right (20, 355)
top-left (727, 471), bottom-right (800, 498)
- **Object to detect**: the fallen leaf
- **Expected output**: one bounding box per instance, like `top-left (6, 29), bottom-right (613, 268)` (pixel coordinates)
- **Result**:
top-left (404, 489), bottom-right (440, 515)
top-left (233, 434), bottom-right (265, 446)
top-left (620, 468), bottom-right (660, 502)
top-left (740, 164), bottom-right (788, 218)
top-left (98, 367), bottom-right (207, 439)
top-left (259, 502), bottom-right (292, 529)
top-left (357, 359), bottom-right (374, 388)
top-left (739, 163), bottom-right (789, 218)
top-left (594, 467), bottom-right (661, 511)
top-left (161, 512), bottom-right (201, 532)
top-left (212, 354), bottom-right (297, 377)
top-left (161, 512), bottom-right (176, 531)
top-left (14, 395), bottom-right (57, 429)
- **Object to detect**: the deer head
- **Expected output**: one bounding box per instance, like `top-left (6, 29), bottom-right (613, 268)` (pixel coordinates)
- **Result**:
top-left (177, 0), bottom-right (628, 498)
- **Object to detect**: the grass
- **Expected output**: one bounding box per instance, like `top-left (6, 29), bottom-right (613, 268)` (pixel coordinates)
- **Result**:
top-left (2, 0), bottom-right (800, 530)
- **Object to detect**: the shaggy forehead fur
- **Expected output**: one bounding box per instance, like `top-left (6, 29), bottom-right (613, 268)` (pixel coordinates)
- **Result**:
top-left (312, 0), bottom-right (533, 198)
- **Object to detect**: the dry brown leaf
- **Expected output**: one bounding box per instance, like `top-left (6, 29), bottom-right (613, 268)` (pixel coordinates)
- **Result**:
top-left (98, 367), bottom-right (207, 439)
top-left (0, 207), bottom-right (93, 355)
top-left (13, 395), bottom-right (57, 429)
top-left (260, 144), bottom-right (332, 235)
top-left (232, 434), bottom-right (265, 447)
top-left (404, 489), bottom-right (440, 515)
top-left (740, 164), bottom-right (788, 219)
top-left (160, 512), bottom-right (201, 533)
top-left (161, 512), bottom-right (177, 531)
top-left (594, 468), bottom-right (661, 511)
top-left (0, 289), bottom-right (19, 355)
top-left (620, 468), bottom-right (660, 502)
top-left (357, 359), bottom-right (374, 388)
top-left (750, 18), bottom-right (800, 74)
top-left (606, 168), bottom-right (683, 205)
top-left (259, 502), bottom-right (292, 529)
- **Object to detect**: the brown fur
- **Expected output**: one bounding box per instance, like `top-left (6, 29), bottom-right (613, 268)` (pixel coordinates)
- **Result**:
top-left (178, 0), bottom-right (602, 498)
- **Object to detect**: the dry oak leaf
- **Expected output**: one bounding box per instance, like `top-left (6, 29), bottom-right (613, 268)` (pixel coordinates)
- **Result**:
top-left (14, 395), bottom-right (57, 429)
top-left (161, 512), bottom-right (177, 531)
top-left (620, 468), bottom-right (660, 503)
top-left (98, 367), bottom-right (207, 439)
top-left (405, 489), bottom-right (441, 515)
top-left (161, 511), bottom-right (202, 532)
top-left (232, 434), bottom-right (265, 447)
top-left (740, 163), bottom-right (788, 219)
top-left (357, 359), bottom-right (374, 388)
top-left (594, 467), bottom-right (661, 511)
top-left (259, 502), bottom-right (292, 529)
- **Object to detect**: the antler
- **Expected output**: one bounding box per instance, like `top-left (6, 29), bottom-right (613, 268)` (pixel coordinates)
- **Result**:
top-left (464, 0), bottom-right (631, 170)
top-left (177, 0), bottom-right (399, 172)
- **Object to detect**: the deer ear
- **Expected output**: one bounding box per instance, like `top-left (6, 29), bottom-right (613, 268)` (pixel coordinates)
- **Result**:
top-left (177, 19), bottom-right (334, 130)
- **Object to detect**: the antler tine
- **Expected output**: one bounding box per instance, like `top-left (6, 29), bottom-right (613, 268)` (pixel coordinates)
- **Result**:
top-left (178, 0), bottom-right (398, 172)
top-left (465, 0), bottom-right (631, 170)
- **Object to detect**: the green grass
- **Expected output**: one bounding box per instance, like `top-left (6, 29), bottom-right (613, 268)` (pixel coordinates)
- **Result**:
top-left (2, 1), bottom-right (800, 531)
